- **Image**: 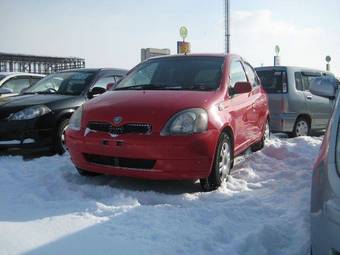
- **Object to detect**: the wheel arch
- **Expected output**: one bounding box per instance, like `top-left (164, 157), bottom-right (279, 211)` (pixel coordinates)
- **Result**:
top-left (296, 113), bottom-right (312, 127)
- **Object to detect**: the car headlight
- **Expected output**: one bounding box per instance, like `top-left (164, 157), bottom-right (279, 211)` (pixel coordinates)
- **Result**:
top-left (161, 108), bottom-right (208, 136)
top-left (8, 105), bottom-right (51, 120)
top-left (68, 106), bottom-right (84, 131)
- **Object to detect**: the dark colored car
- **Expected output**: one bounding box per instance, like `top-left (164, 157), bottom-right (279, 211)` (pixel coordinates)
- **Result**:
top-left (66, 54), bottom-right (269, 191)
top-left (0, 68), bottom-right (127, 154)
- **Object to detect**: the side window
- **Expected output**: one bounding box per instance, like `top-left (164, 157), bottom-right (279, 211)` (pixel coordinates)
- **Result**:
top-left (302, 75), bottom-right (310, 91)
top-left (244, 62), bottom-right (260, 87)
top-left (229, 61), bottom-right (247, 89)
top-left (92, 76), bottom-right (117, 90)
top-left (2, 77), bottom-right (31, 93)
top-left (301, 72), bottom-right (320, 91)
top-left (295, 72), bottom-right (303, 91)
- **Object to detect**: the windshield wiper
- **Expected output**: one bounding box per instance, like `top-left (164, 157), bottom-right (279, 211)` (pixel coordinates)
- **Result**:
top-left (115, 84), bottom-right (186, 91)
top-left (186, 84), bottom-right (215, 91)
top-left (115, 84), bottom-right (166, 90)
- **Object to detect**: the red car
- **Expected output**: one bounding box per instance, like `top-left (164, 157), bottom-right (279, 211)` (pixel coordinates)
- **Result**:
top-left (66, 54), bottom-right (269, 191)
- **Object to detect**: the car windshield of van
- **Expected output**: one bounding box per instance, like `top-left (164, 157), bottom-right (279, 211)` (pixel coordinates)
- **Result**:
top-left (256, 70), bottom-right (287, 93)
top-left (115, 57), bottom-right (224, 91)
top-left (24, 71), bottom-right (96, 96)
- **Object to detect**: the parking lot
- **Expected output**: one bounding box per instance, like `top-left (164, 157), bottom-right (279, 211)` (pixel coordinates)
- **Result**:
top-left (0, 135), bottom-right (321, 255)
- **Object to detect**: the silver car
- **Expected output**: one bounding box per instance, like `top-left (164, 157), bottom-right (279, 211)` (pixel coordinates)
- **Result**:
top-left (255, 66), bottom-right (335, 137)
top-left (0, 72), bottom-right (45, 98)
top-left (310, 76), bottom-right (340, 255)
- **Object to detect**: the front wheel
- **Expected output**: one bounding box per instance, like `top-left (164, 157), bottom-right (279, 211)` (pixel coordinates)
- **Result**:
top-left (53, 119), bottom-right (69, 155)
top-left (292, 117), bottom-right (310, 137)
top-left (200, 133), bottom-right (232, 192)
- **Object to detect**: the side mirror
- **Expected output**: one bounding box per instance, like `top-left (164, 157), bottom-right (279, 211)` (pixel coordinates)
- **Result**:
top-left (0, 88), bottom-right (14, 94)
top-left (106, 82), bottom-right (116, 91)
top-left (310, 76), bottom-right (337, 99)
top-left (88, 87), bottom-right (106, 98)
top-left (234, 82), bottom-right (252, 94)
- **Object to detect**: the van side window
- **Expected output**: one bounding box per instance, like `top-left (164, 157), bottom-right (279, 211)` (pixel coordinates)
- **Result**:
top-left (295, 72), bottom-right (303, 91)
top-left (244, 62), bottom-right (260, 87)
top-left (301, 72), bottom-right (320, 91)
top-left (229, 61), bottom-right (247, 95)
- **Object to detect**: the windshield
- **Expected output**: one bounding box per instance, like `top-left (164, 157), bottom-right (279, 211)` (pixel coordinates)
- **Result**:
top-left (24, 71), bottom-right (96, 95)
top-left (115, 57), bottom-right (224, 91)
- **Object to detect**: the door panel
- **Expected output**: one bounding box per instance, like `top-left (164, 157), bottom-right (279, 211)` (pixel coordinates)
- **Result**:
top-left (223, 94), bottom-right (252, 153)
top-left (303, 90), bottom-right (332, 128)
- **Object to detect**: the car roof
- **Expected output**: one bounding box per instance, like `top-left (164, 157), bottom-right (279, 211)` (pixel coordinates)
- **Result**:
top-left (58, 68), bottom-right (128, 74)
top-left (147, 53), bottom-right (229, 60)
top-left (0, 72), bottom-right (45, 77)
top-left (255, 66), bottom-right (333, 75)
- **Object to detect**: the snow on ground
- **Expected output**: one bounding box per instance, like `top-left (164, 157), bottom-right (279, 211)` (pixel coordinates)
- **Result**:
top-left (0, 136), bottom-right (322, 255)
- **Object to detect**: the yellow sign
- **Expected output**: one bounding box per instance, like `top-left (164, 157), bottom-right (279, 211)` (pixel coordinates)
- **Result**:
top-left (177, 41), bottom-right (191, 54)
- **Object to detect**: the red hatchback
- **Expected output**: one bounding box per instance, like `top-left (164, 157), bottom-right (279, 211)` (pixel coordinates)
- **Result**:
top-left (66, 54), bottom-right (269, 191)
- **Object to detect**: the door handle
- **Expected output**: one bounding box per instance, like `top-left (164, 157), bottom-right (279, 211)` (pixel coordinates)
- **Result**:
top-left (306, 95), bottom-right (312, 100)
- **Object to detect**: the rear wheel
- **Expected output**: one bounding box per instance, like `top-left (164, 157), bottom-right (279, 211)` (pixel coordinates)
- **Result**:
top-left (76, 167), bottom-right (99, 177)
top-left (200, 133), bottom-right (232, 192)
top-left (292, 117), bottom-right (310, 137)
top-left (53, 119), bottom-right (69, 155)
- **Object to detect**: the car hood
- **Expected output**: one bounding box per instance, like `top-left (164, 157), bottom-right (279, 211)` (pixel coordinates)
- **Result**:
top-left (0, 94), bottom-right (74, 108)
top-left (83, 90), bottom-right (220, 132)
top-left (0, 94), bottom-right (75, 120)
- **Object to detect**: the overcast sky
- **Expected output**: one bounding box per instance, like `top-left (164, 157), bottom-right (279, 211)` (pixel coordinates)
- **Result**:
top-left (1, 0), bottom-right (339, 75)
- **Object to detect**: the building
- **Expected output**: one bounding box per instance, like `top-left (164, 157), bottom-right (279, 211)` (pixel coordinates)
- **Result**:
top-left (141, 48), bottom-right (170, 62)
top-left (0, 52), bottom-right (85, 74)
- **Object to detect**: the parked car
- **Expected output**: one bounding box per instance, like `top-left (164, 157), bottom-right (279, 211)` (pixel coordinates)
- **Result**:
top-left (310, 76), bottom-right (340, 254)
top-left (255, 66), bottom-right (336, 137)
top-left (66, 54), bottom-right (269, 191)
top-left (0, 68), bottom-right (127, 154)
top-left (0, 72), bottom-right (44, 98)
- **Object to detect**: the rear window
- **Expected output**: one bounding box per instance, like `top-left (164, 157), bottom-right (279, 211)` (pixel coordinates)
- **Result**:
top-left (256, 70), bottom-right (287, 93)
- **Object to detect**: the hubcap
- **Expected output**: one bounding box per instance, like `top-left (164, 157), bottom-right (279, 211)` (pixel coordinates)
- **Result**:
top-left (218, 142), bottom-right (231, 179)
top-left (61, 124), bottom-right (69, 151)
top-left (295, 120), bottom-right (308, 136)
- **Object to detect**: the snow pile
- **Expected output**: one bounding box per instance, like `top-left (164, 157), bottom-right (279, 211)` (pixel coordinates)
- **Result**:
top-left (0, 136), bottom-right (322, 255)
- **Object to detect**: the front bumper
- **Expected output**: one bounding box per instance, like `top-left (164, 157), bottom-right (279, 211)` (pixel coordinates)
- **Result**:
top-left (311, 199), bottom-right (340, 255)
top-left (269, 112), bottom-right (297, 133)
top-left (0, 119), bottom-right (54, 149)
top-left (66, 129), bottom-right (219, 180)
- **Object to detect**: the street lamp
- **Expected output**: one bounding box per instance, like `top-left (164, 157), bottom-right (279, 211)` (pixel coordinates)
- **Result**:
top-left (225, 0), bottom-right (230, 54)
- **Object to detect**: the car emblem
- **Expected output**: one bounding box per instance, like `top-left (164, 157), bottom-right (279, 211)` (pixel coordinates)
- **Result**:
top-left (113, 116), bottom-right (122, 125)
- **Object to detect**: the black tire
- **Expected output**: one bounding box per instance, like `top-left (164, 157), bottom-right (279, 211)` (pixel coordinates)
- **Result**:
top-left (251, 119), bottom-right (270, 152)
top-left (53, 119), bottom-right (69, 155)
top-left (200, 133), bottom-right (233, 192)
top-left (291, 117), bottom-right (310, 137)
top-left (76, 167), bottom-right (99, 177)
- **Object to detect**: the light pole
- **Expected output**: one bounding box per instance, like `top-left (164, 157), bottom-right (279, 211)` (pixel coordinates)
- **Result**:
top-left (326, 55), bottom-right (331, 71)
top-left (225, 0), bottom-right (230, 54)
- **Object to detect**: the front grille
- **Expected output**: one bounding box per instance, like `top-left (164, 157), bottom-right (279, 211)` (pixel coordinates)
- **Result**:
top-left (87, 121), bottom-right (152, 135)
top-left (84, 153), bottom-right (156, 170)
